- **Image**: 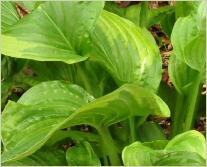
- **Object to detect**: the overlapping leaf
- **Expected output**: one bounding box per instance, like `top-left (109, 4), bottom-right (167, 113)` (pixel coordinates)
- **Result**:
top-left (2, 147), bottom-right (67, 166)
top-left (169, 1), bottom-right (206, 93)
top-left (122, 130), bottom-right (206, 166)
top-left (66, 141), bottom-right (101, 166)
top-left (2, 81), bottom-right (170, 163)
top-left (91, 10), bottom-right (162, 91)
top-left (1, 2), bottom-right (20, 33)
top-left (2, 1), bottom-right (104, 64)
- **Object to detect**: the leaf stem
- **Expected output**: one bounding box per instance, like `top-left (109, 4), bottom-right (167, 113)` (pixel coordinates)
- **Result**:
top-left (97, 127), bottom-right (121, 166)
top-left (183, 74), bottom-right (201, 131)
top-left (171, 92), bottom-right (185, 137)
top-left (129, 117), bottom-right (136, 143)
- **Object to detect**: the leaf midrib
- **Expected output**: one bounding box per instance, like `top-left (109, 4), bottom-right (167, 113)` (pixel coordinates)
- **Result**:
top-left (40, 6), bottom-right (74, 51)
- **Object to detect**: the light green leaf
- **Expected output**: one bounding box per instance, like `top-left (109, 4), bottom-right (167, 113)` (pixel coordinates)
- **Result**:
top-left (2, 147), bottom-right (67, 166)
top-left (142, 140), bottom-right (169, 150)
top-left (2, 81), bottom-right (170, 163)
top-left (122, 141), bottom-right (164, 166)
top-left (17, 1), bottom-right (43, 12)
top-left (91, 10), bottom-right (162, 91)
top-left (2, 81), bottom-right (94, 163)
top-left (154, 151), bottom-right (206, 166)
top-left (2, 1), bottom-right (104, 64)
top-left (171, 15), bottom-right (197, 60)
top-left (122, 130), bottom-right (206, 166)
top-left (184, 34), bottom-right (206, 72)
top-left (1, 2), bottom-right (20, 33)
top-left (66, 141), bottom-right (101, 166)
top-left (168, 54), bottom-right (198, 94)
top-left (124, 4), bottom-right (142, 26)
top-left (165, 130), bottom-right (206, 159)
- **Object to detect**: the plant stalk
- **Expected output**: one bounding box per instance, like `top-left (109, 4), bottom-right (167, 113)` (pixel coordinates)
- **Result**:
top-left (183, 74), bottom-right (202, 131)
top-left (171, 92), bottom-right (185, 137)
top-left (97, 127), bottom-right (121, 166)
top-left (129, 117), bottom-right (136, 143)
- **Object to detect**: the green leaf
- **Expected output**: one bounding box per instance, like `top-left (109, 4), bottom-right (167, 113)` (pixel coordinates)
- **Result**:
top-left (147, 5), bottom-right (175, 28)
top-left (122, 141), bottom-right (164, 166)
top-left (22, 60), bottom-right (116, 98)
top-left (137, 121), bottom-right (166, 142)
top-left (168, 54), bottom-right (198, 94)
top-left (160, 11), bottom-right (175, 37)
top-left (184, 34), bottom-right (206, 72)
top-left (75, 60), bottom-right (117, 98)
top-left (104, 2), bottom-right (126, 17)
top-left (165, 130), bottom-right (206, 159)
top-left (122, 130), bottom-right (206, 166)
top-left (171, 15), bottom-right (197, 60)
top-left (2, 81), bottom-right (94, 163)
top-left (171, 2), bottom-right (205, 64)
top-left (66, 141), bottom-right (101, 166)
top-left (45, 130), bottom-right (100, 147)
top-left (2, 81), bottom-right (170, 163)
top-left (175, 1), bottom-right (200, 18)
top-left (124, 4), bottom-right (142, 27)
top-left (91, 10), bottom-right (162, 91)
top-left (1, 2), bottom-right (20, 33)
top-left (142, 140), bottom-right (169, 150)
top-left (2, 147), bottom-right (67, 166)
top-left (169, 2), bottom-right (205, 93)
top-left (17, 1), bottom-right (43, 12)
top-left (154, 151), bottom-right (206, 166)
top-left (2, 1), bottom-right (104, 64)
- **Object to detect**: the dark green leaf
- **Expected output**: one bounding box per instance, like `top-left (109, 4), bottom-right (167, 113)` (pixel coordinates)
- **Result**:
top-left (137, 121), bottom-right (166, 142)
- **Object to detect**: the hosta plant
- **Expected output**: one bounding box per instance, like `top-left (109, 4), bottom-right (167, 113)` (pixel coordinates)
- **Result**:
top-left (1, 1), bottom-right (206, 166)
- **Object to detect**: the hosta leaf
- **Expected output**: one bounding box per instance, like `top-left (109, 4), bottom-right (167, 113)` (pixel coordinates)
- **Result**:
top-left (165, 130), bottom-right (206, 159)
top-left (2, 1), bottom-right (104, 64)
top-left (122, 141), bottom-right (164, 166)
top-left (66, 141), bottom-right (101, 166)
top-left (2, 147), bottom-right (67, 166)
top-left (184, 34), bottom-right (206, 72)
top-left (45, 130), bottom-right (100, 147)
top-left (17, 1), bottom-right (43, 12)
top-left (171, 15), bottom-right (197, 59)
top-left (2, 81), bottom-right (170, 163)
top-left (91, 10), bottom-right (162, 91)
top-left (1, 2), bottom-right (20, 33)
top-left (104, 2), bottom-right (126, 17)
top-left (169, 2), bottom-right (205, 93)
top-left (137, 121), bottom-right (166, 142)
top-left (61, 84), bottom-right (170, 129)
top-left (142, 140), bottom-right (169, 150)
top-left (147, 5), bottom-right (175, 29)
top-left (2, 81), bottom-right (94, 163)
top-left (175, 1), bottom-right (200, 18)
top-left (75, 60), bottom-right (117, 98)
top-left (168, 54), bottom-right (198, 94)
top-left (154, 151), bottom-right (206, 166)
top-left (122, 130), bottom-right (206, 166)
top-left (1, 1), bottom-right (43, 33)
